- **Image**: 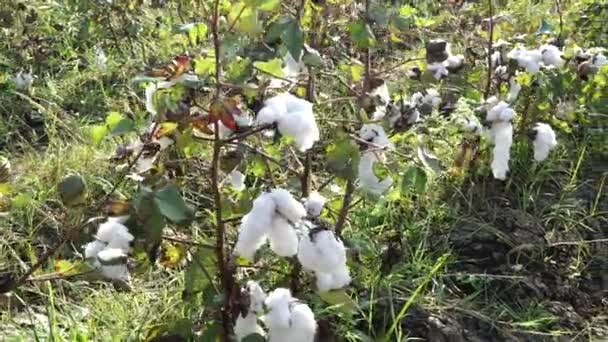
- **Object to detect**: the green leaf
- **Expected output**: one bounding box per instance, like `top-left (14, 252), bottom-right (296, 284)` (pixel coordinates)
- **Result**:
top-left (184, 247), bottom-right (217, 299)
top-left (282, 19), bottom-right (304, 60)
top-left (319, 289), bottom-right (357, 314)
top-left (265, 16), bottom-right (292, 42)
top-left (401, 166), bottom-right (427, 194)
top-left (133, 187), bottom-right (166, 241)
top-left (110, 119), bottom-right (135, 136)
top-left (226, 58), bottom-right (253, 84)
top-left (194, 56), bottom-right (216, 76)
top-left (369, 5), bottom-right (389, 27)
top-left (536, 19), bottom-right (554, 35)
top-left (326, 138), bottom-right (360, 180)
top-left (349, 19), bottom-right (376, 48)
top-left (399, 5), bottom-right (417, 16)
top-left (90, 125), bottom-right (109, 146)
top-left (233, 5), bottom-right (262, 34)
top-left (188, 23), bottom-right (208, 45)
top-left (154, 184), bottom-right (190, 224)
top-left (105, 111), bottom-right (123, 129)
top-left (253, 58), bottom-right (285, 78)
top-left (244, 0), bottom-right (279, 11)
top-left (58, 174), bottom-right (87, 206)
top-left (242, 333), bottom-right (266, 342)
top-left (390, 15), bottom-right (412, 31)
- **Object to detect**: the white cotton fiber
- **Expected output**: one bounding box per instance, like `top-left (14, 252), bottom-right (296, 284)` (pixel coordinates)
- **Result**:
top-left (84, 240), bottom-right (105, 262)
top-left (298, 229), bottom-right (350, 291)
top-left (508, 47), bottom-right (542, 73)
top-left (423, 89), bottom-right (442, 107)
top-left (234, 192), bottom-right (276, 260)
top-left (83, 218), bottom-right (134, 281)
top-left (264, 288), bottom-right (316, 342)
top-left (229, 170), bottom-right (246, 191)
top-left (507, 77), bottom-right (521, 102)
top-left (445, 54), bottom-right (464, 69)
top-left (316, 265), bottom-right (352, 292)
top-left (428, 62), bottom-right (449, 79)
top-left (486, 101), bottom-right (515, 122)
top-left (257, 93), bottom-right (319, 152)
top-left (270, 188), bottom-right (307, 222)
top-left (268, 216), bottom-right (299, 257)
top-left (370, 82), bottom-right (390, 105)
top-left (100, 264), bottom-right (130, 281)
top-left (235, 313), bottom-right (265, 341)
top-left (95, 220), bottom-right (134, 249)
top-left (532, 123), bottom-right (557, 161)
top-left (359, 124), bottom-right (393, 149)
top-left (593, 53), bottom-right (607, 68)
top-left (488, 121), bottom-right (513, 180)
top-left (540, 44), bottom-right (563, 67)
top-left (358, 152), bottom-right (393, 194)
top-left (303, 192), bottom-right (326, 217)
top-left (97, 248), bottom-right (127, 264)
top-left (246, 280), bottom-right (267, 314)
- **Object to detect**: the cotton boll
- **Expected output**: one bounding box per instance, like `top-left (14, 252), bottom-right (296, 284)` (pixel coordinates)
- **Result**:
top-left (411, 92), bottom-right (424, 106)
top-left (494, 65), bottom-right (509, 81)
top-left (315, 265), bottom-right (351, 292)
top-left (100, 264), bottom-right (129, 281)
top-left (532, 123), bottom-right (557, 161)
top-left (424, 89), bottom-right (442, 107)
top-left (235, 214), bottom-right (269, 261)
top-left (277, 109), bottom-right (319, 152)
top-left (297, 230), bottom-right (346, 274)
top-left (257, 95), bottom-right (288, 124)
top-left (304, 192), bottom-right (326, 217)
top-left (264, 288), bottom-right (293, 329)
top-left (540, 44), bottom-right (563, 67)
top-left (268, 216), bottom-right (299, 257)
top-left (84, 240), bottom-right (105, 262)
top-left (507, 77), bottom-right (521, 102)
top-left (270, 188), bottom-right (307, 222)
top-left (486, 101), bottom-right (515, 122)
top-left (508, 48), bottom-right (542, 73)
top-left (428, 62), bottom-right (449, 79)
top-left (369, 83), bottom-right (390, 106)
top-left (283, 52), bottom-right (304, 79)
top-left (235, 313), bottom-right (265, 341)
top-left (95, 46), bottom-right (107, 69)
top-left (488, 121), bottom-right (513, 180)
top-left (460, 117), bottom-right (482, 135)
top-left (229, 170), bottom-right (246, 191)
top-left (97, 248), bottom-right (127, 264)
top-left (358, 152), bottom-right (393, 194)
top-left (445, 54), bottom-right (465, 70)
top-left (246, 281), bottom-right (267, 314)
top-left (288, 302), bottom-right (317, 342)
top-left (593, 53), bottom-right (607, 68)
top-left (95, 220), bottom-right (134, 247)
top-left (359, 124), bottom-right (393, 148)
top-left (13, 71), bottom-right (34, 89)
top-left (491, 50), bottom-right (503, 67)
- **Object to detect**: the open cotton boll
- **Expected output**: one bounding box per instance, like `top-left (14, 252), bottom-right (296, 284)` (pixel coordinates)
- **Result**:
top-left (264, 288), bottom-right (293, 329)
top-left (370, 82), bottom-right (390, 105)
top-left (97, 248), bottom-right (127, 264)
top-left (270, 188), bottom-right (307, 222)
top-left (277, 109), bottom-right (320, 152)
top-left (234, 193), bottom-right (277, 259)
top-left (84, 240), bottom-right (105, 263)
top-left (297, 230), bottom-right (347, 274)
top-left (268, 216), bottom-right (299, 257)
top-left (488, 121), bottom-right (513, 180)
top-left (13, 71), bottom-right (34, 89)
top-left (229, 170), bottom-right (246, 191)
top-left (486, 101), bottom-right (515, 122)
top-left (285, 301), bottom-right (317, 342)
top-left (283, 52), bottom-right (304, 79)
top-left (540, 44), bottom-right (563, 67)
top-left (428, 62), bottom-right (449, 79)
top-left (256, 96), bottom-right (288, 125)
top-left (508, 48), bottom-right (542, 73)
top-left (100, 264), bottom-right (130, 281)
top-left (304, 192), bottom-right (326, 217)
top-left (95, 220), bottom-right (134, 248)
top-left (507, 77), bottom-right (522, 102)
top-left (424, 89), bottom-right (442, 107)
top-left (532, 123), bottom-right (557, 161)
top-left (445, 54), bottom-right (465, 70)
top-left (246, 280), bottom-right (267, 314)
top-left (316, 265), bottom-right (352, 292)
top-left (358, 152), bottom-right (393, 194)
top-left (359, 124), bottom-right (393, 148)
top-left (593, 53), bottom-right (607, 68)
top-left (235, 313), bottom-right (265, 341)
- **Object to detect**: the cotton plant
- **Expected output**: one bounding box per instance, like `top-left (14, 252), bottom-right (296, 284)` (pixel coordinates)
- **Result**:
top-left (264, 288), bottom-right (317, 342)
top-left (256, 93), bottom-right (320, 152)
top-left (83, 217), bottom-right (134, 281)
top-left (303, 191), bottom-right (326, 217)
top-left (531, 123), bottom-right (558, 161)
top-left (234, 188), bottom-right (307, 260)
top-left (297, 228), bottom-right (351, 292)
top-left (235, 281), bottom-right (267, 341)
top-left (507, 43), bottom-right (564, 73)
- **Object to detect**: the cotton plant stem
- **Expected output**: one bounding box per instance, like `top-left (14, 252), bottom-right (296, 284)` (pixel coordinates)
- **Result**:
top-left (484, 0), bottom-right (494, 100)
top-left (210, 0), bottom-right (234, 339)
top-left (335, 179), bottom-right (355, 239)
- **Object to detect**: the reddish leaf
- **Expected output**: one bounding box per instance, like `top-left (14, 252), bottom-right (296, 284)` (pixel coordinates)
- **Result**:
top-left (190, 115), bottom-right (214, 135)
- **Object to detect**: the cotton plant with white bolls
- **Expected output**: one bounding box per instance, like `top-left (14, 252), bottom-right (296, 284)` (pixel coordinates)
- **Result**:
top-left (264, 288), bottom-right (317, 342)
top-left (508, 47), bottom-right (542, 73)
top-left (483, 97), bottom-right (516, 180)
top-left (234, 188), bottom-right (307, 260)
top-left (234, 281), bottom-right (267, 341)
top-left (83, 217), bottom-right (134, 281)
top-left (532, 123), bottom-right (558, 161)
top-left (298, 229), bottom-right (351, 292)
top-left (256, 93), bottom-right (320, 152)
top-left (303, 191), bottom-right (326, 217)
